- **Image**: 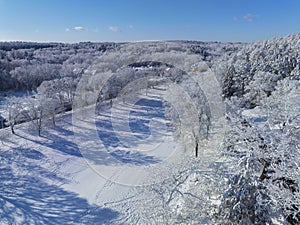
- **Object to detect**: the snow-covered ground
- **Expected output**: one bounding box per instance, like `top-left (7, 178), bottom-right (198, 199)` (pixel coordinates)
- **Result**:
top-left (0, 87), bottom-right (184, 224)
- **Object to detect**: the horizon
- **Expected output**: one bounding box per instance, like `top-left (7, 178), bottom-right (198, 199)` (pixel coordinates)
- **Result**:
top-left (0, 0), bottom-right (300, 43)
top-left (0, 33), bottom-right (298, 45)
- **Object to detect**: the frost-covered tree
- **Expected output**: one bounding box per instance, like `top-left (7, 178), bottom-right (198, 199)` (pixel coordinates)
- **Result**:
top-left (214, 104), bottom-right (275, 224)
top-left (218, 153), bottom-right (274, 225)
top-left (245, 71), bottom-right (281, 107)
top-left (24, 95), bottom-right (58, 136)
top-left (37, 77), bottom-right (79, 110)
top-left (121, 159), bottom-right (223, 225)
top-left (262, 78), bottom-right (300, 129)
top-left (218, 81), bottom-right (300, 224)
top-left (260, 78), bottom-right (300, 224)
top-left (6, 96), bottom-right (25, 134)
top-left (216, 33), bottom-right (300, 107)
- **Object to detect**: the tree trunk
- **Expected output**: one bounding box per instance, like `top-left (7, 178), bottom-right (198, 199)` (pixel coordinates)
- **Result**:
top-left (52, 115), bottom-right (55, 126)
top-left (38, 117), bottom-right (42, 136)
top-left (10, 125), bottom-right (15, 134)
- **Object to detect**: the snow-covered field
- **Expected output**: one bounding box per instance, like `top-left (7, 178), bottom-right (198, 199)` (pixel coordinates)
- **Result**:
top-left (0, 88), bottom-right (184, 224)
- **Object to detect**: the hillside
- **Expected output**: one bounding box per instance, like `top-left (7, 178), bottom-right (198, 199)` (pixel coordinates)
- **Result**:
top-left (0, 34), bottom-right (299, 224)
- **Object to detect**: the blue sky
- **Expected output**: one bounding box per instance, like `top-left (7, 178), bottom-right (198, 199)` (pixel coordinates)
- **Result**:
top-left (0, 0), bottom-right (299, 43)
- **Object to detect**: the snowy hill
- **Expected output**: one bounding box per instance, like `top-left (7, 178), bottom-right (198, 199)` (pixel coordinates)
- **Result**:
top-left (0, 86), bottom-right (187, 224)
top-left (1, 35), bottom-right (300, 224)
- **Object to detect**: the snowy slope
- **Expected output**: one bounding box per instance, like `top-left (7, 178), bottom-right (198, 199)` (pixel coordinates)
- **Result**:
top-left (0, 87), bottom-right (182, 224)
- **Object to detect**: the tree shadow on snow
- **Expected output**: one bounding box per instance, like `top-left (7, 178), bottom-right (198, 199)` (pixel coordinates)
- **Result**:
top-left (95, 98), bottom-right (169, 166)
top-left (17, 125), bottom-right (83, 158)
top-left (0, 148), bottom-right (120, 224)
top-left (42, 128), bottom-right (83, 157)
top-left (109, 149), bottom-right (161, 166)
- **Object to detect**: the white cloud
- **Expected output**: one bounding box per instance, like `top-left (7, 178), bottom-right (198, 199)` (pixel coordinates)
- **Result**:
top-left (243, 13), bottom-right (258, 22)
top-left (109, 26), bottom-right (119, 32)
top-left (74, 26), bottom-right (84, 31)
top-left (128, 25), bottom-right (134, 29)
top-left (65, 28), bottom-right (71, 32)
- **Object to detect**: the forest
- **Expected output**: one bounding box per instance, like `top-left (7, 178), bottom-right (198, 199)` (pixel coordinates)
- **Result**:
top-left (0, 34), bottom-right (299, 224)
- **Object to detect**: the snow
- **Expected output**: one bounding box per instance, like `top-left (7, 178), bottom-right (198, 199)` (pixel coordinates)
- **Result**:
top-left (72, 87), bottom-right (186, 186)
top-left (242, 107), bottom-right (269, 131)
top-left (0, 86), bottom-right (183, 223)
